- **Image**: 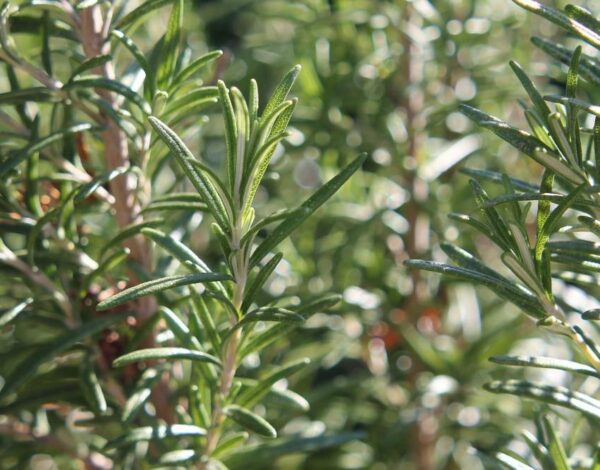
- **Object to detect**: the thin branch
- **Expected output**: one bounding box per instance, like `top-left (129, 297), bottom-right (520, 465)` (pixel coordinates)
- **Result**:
top-left (78, 3), bottom-right (168, 421)
top-left (0, 51), bottom-right (63, 90)
top-left (0, 242), bottom-right (74, 324)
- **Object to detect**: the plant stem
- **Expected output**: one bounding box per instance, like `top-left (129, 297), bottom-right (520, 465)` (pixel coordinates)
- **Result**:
top-left (79, 4), bottom-right (172, 422)
top-left (397, 5), bottom-right (434, 470)
top-left (79, 6), bottom-right (151, 279)
top-left (201, 223), bottom-right (247, 466)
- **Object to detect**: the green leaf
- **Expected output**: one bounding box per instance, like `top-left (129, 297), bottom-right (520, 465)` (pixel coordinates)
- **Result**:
top-left (469, 179), bottom-right (514, 252)
top-left (536, 170), bottom-right (554, 286)
top-left (0, 312), bottom-right (129, 401)
top-left (223, 404), bottom-right (277, 438)
top-left (485, 380), bottom-right (600, 421)
top-left (0, 87), bottom-right (58, 105)
top-left (65, 77), bottom-right (151, 114)
top-left (212, 222), bottom-right (232, 259)
top-left (187, 158), bottom-right (235, 215)
top-left (170, 50), bottom-right (223, 91)
top-left (501, 252), bottom-right (547, 305)
top-left (509, 61), bottom-right (550, 122)
top-left (296, 294), bottom-right (342, 315)
top-left (154, 449), bottom-right (197, 466)
top-left (238, 324), bottom-right (296, 358)
top-left (565, 5), bottom-right (600, 31)
top-left (143, 201), bottom-right (208, 213)
top-left (543, 415), bottom-right (572, 470)
top-left (9, 14), bottom-right (75, 40)
top-left (116, 0), bottom-right (175, 31)
top-left (460, 104), bottom-right (548, 156)
top-left (494, 451), bottom-right (537, 470)
top-left (243, 107), bottom-right (295, 211)
top-left (0, 123), bottom-right (93, 177)
top-left (113, 347), bottom-right (221, 368)
top-left (17, 0), bottom-right (67, 13)
top-left (570, 325), bottom-right (600, 372)
top-left (262, 65), bottom-right (301, 119)
top-left (148, 116), bottom-right (231, 231)
top-left (250, 153), bottom-right (366, 267)
top-left (248, 78), bottom-right (259, 123)
top-left (532, 150), bottom-right (586, 185)
top-left (111, 29), bottom-right (151, 80)
top-left (156, 0), bottom-right (183, 90)
top-left (87, 97), bottom-right (141, 140)
top-left (217, 81), bottom-right (238, 192)
top-left (460, 167), bottom-right (537, 192)
top-left (160, 306), bottom-right (202, 350)
top-left (441, 243), bottom-right (515, 285)
top-left (534, 184), bottom-right (586, 265)
top-left (231, 87), bottom-right (250, 140)
top-left (79, 355), bottom-right (107, 415)
top-left (74, 165), bottom-right (129, 202)
top-left (122, 367), bottom-right (163, 423)
top-left (266, 388), bottom-right (309, 412)
top-left (223, 432), bottom-right (363, 469)
top-left (190, 294), bottom-right (221, 353)
top-left (237, 358), bottom-right (310, 408)
top-left (592, 445), bottom-right (600, 470)
top-left (76, 0), bottom-right (101, 9)
top-left (141, 227), bottom-right (209, 273)
top-left (241, 208), bottom-right (301, 249)
top-left (521, 430), bottom-right (551, 468)
top-left (512, 0), bottom-right (600, 50)
top-left (509, 222), bottom-right (535, 274)
top-left (212, 432), bottom-right (249, 459)
top-left (242, 253), bottom-right (282, 312)
top-left (144, 193), bottom-right (208, 213)
top-left (583, 309), bottom-right (600, 320)
top-left (489, 355), bottom-right (600, 378)
top-left (532, 36), bottom-right (600, 87)
top-left (0, 297), bottom-right (32, 328)
top-left (150, 192), bottom-right (204, 204)
top-left (42, 11), bottom-right (53, 76)
top-left (238, 295), bottom-right (341, 358)
top-left (101, 219), bottom-right (163, 254)
top-left (105, 424), bottom-right (207, 449)
top-left (70, 56), bottom-right (113, 82)
top-left (406, 259), bottom-right (546, 319)
top-left (448, 212), bottom-right (502, 246)
top-left (233, 307), bottom-right (303, 333)
top-left (163, 86), bottom-right (219, 116)
top-left (525, 109), bottom-right (554, 148)
top-left (545, 94), bottom-right (600, 120)
top-left (566, 46), bottom-right (583, 168)
top-left (97, 272), bottom-right (230, 310)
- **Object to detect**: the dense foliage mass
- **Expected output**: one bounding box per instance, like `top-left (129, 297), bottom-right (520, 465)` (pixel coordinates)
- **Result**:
top-left (1, 0), bottom-right (600, 469)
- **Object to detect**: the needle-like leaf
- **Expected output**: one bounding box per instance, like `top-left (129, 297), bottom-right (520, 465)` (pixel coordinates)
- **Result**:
top-left (250, 153), bottom-right (366, 267)
top-left (97, 272), bottom-right (230, 310)
top-left (223, 405), bottom-right (277, 438)
top-left (105, 424), bottom-right (207, 449)
top-left (148, 116), bottom-right (231, 232)
top-left (113, 347), bottom-right (221, 367)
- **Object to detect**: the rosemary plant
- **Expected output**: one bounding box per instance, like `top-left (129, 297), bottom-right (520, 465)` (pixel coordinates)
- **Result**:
top-left (409, 1), bottom-right (600, 467)
top-left (0, 0), bottom-right (364, 467)
top-left (97, 68), bottom-right (365, 466)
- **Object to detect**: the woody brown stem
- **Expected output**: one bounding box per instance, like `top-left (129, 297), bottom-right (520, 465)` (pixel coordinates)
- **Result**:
top-left (397, 5), bottom-right (433, 470)
top-left (79, 5), bottom-right (172, 422)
